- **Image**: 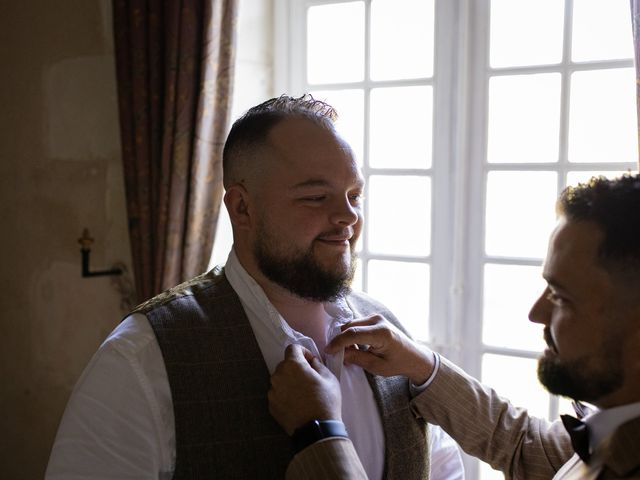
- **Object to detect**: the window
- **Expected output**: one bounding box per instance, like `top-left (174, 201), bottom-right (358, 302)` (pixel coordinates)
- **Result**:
top-left (273, 0), bottom-right (638, 478)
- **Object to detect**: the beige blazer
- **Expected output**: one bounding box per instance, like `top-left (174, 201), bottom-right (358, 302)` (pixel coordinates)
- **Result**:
top-left (286, 357), bottom-right (640, 479)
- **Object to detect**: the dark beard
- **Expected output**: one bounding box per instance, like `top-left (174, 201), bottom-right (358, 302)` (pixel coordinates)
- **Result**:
top-left (255, 235), bottom-right (357, 302)
top-left (537, 348), bottom-right (624, 403)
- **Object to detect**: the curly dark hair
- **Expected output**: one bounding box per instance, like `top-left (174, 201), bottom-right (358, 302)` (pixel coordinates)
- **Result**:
top-left (222, 94), bottom-right (338, 187)
top-left (557, 173), bottom-right (640, 279)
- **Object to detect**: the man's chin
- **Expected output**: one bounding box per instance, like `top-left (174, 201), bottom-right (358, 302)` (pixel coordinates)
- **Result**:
top-left (314, 252), bottom-right (353, 275)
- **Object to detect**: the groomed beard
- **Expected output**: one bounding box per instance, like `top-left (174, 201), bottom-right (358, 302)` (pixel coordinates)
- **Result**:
top-left (537, 328), bottom-right (625, 403)
top-left (254, 221), bottom-right (357, 302)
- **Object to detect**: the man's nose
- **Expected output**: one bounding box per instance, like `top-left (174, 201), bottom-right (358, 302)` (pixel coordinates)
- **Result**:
top-left (331, 197), bottom-right (359, 226)
top-left (528, 288), bottom-right (551, 325)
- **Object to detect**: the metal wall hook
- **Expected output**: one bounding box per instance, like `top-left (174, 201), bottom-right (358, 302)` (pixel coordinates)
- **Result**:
top-left (78, 228), bottom-right (123, 277)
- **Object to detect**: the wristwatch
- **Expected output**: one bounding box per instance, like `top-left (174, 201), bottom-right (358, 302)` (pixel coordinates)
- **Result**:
top-left (291, 419), bottom-right (349, 454)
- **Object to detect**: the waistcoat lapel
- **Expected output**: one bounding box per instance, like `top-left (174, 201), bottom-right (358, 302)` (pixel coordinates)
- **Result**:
top-left (347, 292), bottom-right (430, 480)
top-left (367, 373), bottom-right (430, 479)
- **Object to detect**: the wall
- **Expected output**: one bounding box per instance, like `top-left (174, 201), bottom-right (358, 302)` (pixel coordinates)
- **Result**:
top-left (0, 1), bottom-right (133, 477)
top-left (0, 0), bottom-right (273, 478)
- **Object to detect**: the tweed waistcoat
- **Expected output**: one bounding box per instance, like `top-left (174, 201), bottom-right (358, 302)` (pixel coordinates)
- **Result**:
top-left (138, 267), bottom-right (430, 479)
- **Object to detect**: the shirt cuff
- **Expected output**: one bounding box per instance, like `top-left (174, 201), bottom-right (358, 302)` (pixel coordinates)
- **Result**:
top-left (409, 352), bottom-right (440, 397)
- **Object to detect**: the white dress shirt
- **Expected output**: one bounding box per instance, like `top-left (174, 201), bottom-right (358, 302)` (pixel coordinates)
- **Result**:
top-left (46, 250), bottom-right (464, 479)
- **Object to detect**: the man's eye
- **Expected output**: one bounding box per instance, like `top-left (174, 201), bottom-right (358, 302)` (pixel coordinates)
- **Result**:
top-left (546, 292), bottom-right (566, 306)
top-left (303, 195), bottom-right (326, 202)
top-left (349, 193), bottom-right (364, 203)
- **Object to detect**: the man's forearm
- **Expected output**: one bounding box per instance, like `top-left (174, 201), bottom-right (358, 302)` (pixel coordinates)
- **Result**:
top-left (286, 437), bottom-right (368, 480)
top-left (411, 356), bottom-right (573, 478)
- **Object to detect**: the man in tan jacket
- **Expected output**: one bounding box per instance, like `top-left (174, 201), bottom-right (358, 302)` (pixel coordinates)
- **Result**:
top-left (269, 174), bottom-right (640, 479)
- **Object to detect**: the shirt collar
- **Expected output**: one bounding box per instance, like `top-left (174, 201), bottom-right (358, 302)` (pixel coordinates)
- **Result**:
top-left (222, 248), bottom-right (352, 376)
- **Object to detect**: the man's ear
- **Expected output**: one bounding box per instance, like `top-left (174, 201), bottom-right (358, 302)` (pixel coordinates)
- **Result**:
top-left (224, 184), bottom-right (252, 230)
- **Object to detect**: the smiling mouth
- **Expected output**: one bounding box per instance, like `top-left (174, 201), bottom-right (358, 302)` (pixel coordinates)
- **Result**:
top-left (317, 238), bottom-right (350, 247)
top-left (317, 229), bottom-right (353, 246)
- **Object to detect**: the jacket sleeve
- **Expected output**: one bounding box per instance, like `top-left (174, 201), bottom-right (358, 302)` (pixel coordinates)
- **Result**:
top-left (411, 356), bottom-right (573, 480)
top-left (286, 437), bottom-right (368, 480)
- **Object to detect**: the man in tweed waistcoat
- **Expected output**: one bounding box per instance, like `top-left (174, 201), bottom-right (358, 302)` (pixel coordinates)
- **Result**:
top-left (46, 95), bottom-right (464, 479)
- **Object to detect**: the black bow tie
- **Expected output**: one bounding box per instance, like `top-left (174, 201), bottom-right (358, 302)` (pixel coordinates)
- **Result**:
top-left (561, 414), bottom-right (591, 463)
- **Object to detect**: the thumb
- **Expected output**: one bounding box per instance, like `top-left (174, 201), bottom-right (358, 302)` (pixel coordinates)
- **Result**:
top-left (284, 343), bottom-right (312, 362)
top-left (285, 344), bottom-right (327, 374)
top-left (307, 354), bottom-right (334, 379)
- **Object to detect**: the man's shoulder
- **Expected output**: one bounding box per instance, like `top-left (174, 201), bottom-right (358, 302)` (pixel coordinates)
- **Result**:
top-left (89, 313), bottom-right (163, 372)
top-left (133, 266), bottom-right (230, 315)
top-left (608, 414), bottom-right (640, 476)
top-left (345, 290), bottom-right (404, 328)
top-left (345, 289), bottom-right (388, 311)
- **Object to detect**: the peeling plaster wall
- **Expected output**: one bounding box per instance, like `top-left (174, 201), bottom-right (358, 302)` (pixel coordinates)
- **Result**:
top-left (0, 1), bottom-right (133, 478)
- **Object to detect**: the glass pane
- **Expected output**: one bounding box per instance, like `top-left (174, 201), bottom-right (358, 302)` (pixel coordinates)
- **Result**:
top-left (566, 170), bottom-right (631, 187)
top-left (485, 171), bottom-right (557, 259)
top-left (208, 194), bottom-right (233, 270)
top-left (370, 0), bottom-right (434, 80)
top-left (352, 259), bottom-right (364, 292)
top-left (367, 260), bottom-right (430, 340)
top-left (568, 68), bottom-right (638, 163)
top-left (483, 264), bottom-right (547, 351)
top-left (370, 86), bottom-right (433, 168)
top-left (558, 396), bottom-right (576, 418)
top-left (307, 2), bottom-right (364, 84)
top-left (368, 176), bottom-right (431, 256)
top-left (490, 0), bottom-right (564, 68)
top-left (482, 354), bottom-right (550, 419)
top-left (488, 73), bottom-right (561, 163)
top-left (311, 89), bottom-right (365, 165)
top-left (572, 0), bottom-right (634, 62)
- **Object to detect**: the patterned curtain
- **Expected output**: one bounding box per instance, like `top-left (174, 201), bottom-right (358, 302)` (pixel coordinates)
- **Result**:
top-left (113, 0), bottom-right (238, 301)
top-left (632, 0), bottom-right (640, 167)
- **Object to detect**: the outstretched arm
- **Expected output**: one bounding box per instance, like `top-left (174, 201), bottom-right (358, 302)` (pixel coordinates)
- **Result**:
top-left (269, 344), bottom-right (368, 480)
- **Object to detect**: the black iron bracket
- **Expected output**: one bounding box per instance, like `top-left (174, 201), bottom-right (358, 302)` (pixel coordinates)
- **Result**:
top-left (78, 228), bottom-right (123, 278)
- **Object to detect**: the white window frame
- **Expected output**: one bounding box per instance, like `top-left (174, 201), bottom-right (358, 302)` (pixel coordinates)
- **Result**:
top-left (275, 0), bottom-right (462, 360)
top-left (275, 1), bottom-right (638, 477)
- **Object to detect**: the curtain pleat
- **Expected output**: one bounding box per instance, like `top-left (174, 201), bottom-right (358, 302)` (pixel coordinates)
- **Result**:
top-left (113, 0), bottom-right (238, 301)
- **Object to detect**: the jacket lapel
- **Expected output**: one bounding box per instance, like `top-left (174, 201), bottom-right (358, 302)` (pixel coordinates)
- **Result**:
top-left (600, 415), bottom-right (640, 478)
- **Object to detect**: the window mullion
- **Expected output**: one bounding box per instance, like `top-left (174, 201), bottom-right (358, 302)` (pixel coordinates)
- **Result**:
top-left (457, 0), bottom-right (490, 381)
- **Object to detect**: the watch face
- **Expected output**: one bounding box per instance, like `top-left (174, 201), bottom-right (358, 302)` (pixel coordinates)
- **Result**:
top-left (292, 420), bottom-right (348, 453)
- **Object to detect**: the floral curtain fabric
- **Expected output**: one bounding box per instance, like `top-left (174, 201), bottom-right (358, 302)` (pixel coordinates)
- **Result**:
top-left (113, 0), bottom-right (237, 301)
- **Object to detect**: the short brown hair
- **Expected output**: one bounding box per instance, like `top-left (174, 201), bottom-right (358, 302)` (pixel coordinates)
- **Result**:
top-left (222, 94), bottom-right (338, 187)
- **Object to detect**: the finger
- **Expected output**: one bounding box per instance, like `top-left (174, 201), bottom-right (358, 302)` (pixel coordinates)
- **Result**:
top-left (284, 343), bottom-right (306, 361)
top-left (284, 344), bottom-right (318, 368)
top-left (339, 314), bottom-right (384, 332)
top-left (301, 347), bottom-right (318, 363)
top-left (289, 344), bottom-right (323, 371)
top-left (343, 348), bottom-right (384, 372)
top-left (300, 347), bottom-right (324, 371)
top-left (308, 355), bottom-right (334, 378)
top-left (326, 325), bottom-right (380, 353)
